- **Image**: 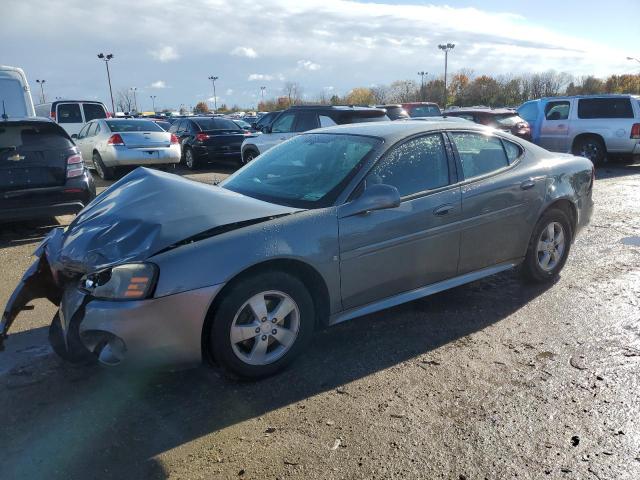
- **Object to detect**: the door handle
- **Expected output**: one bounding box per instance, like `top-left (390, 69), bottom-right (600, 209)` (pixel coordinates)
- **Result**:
top-left (433, 204), bottom-right (454, 216)
top-left (557, 124), bottom-right (565, 128)
top-left (520, 179), bottom-right (535, 190)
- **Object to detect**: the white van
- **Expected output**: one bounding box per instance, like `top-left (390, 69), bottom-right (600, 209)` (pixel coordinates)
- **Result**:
top-left (35, 100), bottom-right (110, 136)
top-left (0, 65), bottom-right (35, 118)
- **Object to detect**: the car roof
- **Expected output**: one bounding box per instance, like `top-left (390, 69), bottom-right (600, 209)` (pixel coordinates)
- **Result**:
top-left (36, 100), bottom-right (106, 106)
top-left (309, 120), bottom-right (489, 141)
top-left (288, 105), bottom-right (385, 112)
top-left (1, 116), bottom-right (55, 123)
top-left (447, 108), bottom-right (516, 115)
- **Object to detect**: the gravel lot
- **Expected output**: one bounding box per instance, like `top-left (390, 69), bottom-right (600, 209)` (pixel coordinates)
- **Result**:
top-left (1, 163), bottom-right (639, 480)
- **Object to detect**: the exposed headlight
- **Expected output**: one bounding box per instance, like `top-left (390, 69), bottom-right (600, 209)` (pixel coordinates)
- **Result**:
top-left (81, 263), bottom-right (158, 300)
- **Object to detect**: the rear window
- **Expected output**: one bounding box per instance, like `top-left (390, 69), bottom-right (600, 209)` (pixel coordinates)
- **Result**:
top-left (577, 98), bottom-right (634, 119)
top-left (0, 78), bottom-right (28, 117)
top-left (0, 122), bottom-right (71, 151)
top-left (339, 114), bottom-right (390, 124)
top-left (493, 114), bottom-right (526, 127)
top-left (57, 104), bottom-right (83, 123)
top-left (105, 120), bottom-right (163, 132)
top-left (83, 103), bottom-right (107, 121)
top-left (408, 105), bottom-right (441, 117)
top-left (193, 118), bottom-right (240, 130)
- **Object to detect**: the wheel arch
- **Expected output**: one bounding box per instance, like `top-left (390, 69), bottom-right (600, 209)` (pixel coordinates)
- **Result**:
top-left (571, 132), bottom-right (606, 153)
top-left (201, 258), bottom-right (331, 364)
top-left (541, 198), bottom-right (578, 239)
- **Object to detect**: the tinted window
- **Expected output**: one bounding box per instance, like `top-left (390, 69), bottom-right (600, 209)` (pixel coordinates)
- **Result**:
top-left (154, 121), bottom-right (172, 131)
top-left (105, 120), bottom-right (163, 132)
top-left (256, 112), bottom-right (276, 128)
top-left (271, 113), bottom-right (295, 133)
top-left (577, 98), bottom-right (634, 119)
top-left (57, 104), bottom-right (83, 123)
top-left (294, 112), bottom-right (319, 132)
top-left (450, 132), bottom-right (509, 179)
top-left (502, 139), bottom-right (522, 163)
top-left (517, 102), bottom-right (538, 124)
top-left (82, 103), bottom-right (107, 121)
top-left (408, 105), bottom-right (441, 117)
top-left (193, 118), bottom-right (240, 130)
top-left (367, 134), bottom-right (449, 197)
top-left (222, 134), bottom-right (380, 208)
top-left (544, 101), bottom-right (569, 121)
top-left (0, 122), bottom-right (71, 151)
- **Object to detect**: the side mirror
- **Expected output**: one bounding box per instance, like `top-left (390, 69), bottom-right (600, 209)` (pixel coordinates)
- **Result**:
top-left (71, 134), bottom-right (78, 140)
top-left (262, 125), bottom-right (272, 134)
top-left (339, 184), bottom-right (401, 218)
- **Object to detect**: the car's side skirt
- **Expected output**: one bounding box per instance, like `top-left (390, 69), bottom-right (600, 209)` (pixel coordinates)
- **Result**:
top-left (329, 260), bottom-right (521, 326)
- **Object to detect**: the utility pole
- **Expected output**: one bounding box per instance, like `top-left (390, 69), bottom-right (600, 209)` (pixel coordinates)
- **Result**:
top-left (208, 75), bottom-right (219, 112)
top-left (150, 95), bottom-right (157, 112)
top-left (417, 71), bottom-right (427, 101)
top-left (97, 53), bottom-right (115, 114)
top-left (130, 87), bottom-right (138, 113)
top-left (438, 43), bottom-right (455, 108)
top-left (35, 79), bottom-right (46, 103)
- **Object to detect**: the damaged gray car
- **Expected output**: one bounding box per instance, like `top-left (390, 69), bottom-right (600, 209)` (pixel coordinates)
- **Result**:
top-left (1, 122), bottom-right (594, 378)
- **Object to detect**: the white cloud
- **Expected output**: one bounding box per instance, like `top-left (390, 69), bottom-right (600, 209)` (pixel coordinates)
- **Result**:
top-left (225, 88), bottom-right (234, 95)
top-left (297, 59), bottom-right (321, 71)
top-left (248, 74), bottom-right (274, 81)
top-left (150, 80), bottom-right (167, 89)
top-left (231, 46), bottom-right (257, 58)
top-left (150, 45), bottom-right (179, 62)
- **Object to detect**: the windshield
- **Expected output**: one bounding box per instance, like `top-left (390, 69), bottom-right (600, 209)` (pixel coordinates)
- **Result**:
top-left (106, 120), bottom-right (163, 132)
top-left (0, 77), bottom-right (29, 117)
top-left (408, 105), bottom-right (441, 117)
top-left (221, 133), bottom-right (381, 208)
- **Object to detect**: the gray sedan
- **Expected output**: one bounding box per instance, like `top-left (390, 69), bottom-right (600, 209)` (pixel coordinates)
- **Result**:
top-left (1, 121), bottom-right (594, 378)
top-left (73, 118), bottom-right (181, 179)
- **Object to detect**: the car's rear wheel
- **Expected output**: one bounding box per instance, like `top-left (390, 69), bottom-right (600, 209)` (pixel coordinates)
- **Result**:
top-left (184, 147), bottom-right (200, 170)
top-left (93, 152), bottom-right (115, 180)
top-left (242, 148), bottom-right (259, 164)
top-left (209, 271), bottom-right (314, 379)
top-left (520, 208), bottom-right (572, 283)
top-left (573, 136), bottom-right (606, 165)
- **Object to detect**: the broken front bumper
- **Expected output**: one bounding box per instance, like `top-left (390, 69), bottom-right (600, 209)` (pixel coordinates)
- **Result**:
top-left (1, 228), bottom-right (223, 367)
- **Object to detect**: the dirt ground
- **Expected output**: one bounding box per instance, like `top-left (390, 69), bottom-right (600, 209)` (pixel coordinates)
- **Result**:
top-left (0, 163), bottom-right (639, 480)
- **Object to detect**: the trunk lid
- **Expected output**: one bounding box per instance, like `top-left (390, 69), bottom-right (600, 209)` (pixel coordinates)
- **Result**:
top-left (199, 129), bottom-right (247, 149)
top-left (0, 120), bottom-right (72, 191)
top-left (119, 131), bottom-right (171, 149)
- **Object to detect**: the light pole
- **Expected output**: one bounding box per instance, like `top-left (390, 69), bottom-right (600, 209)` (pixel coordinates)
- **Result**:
top-left (35, 79), bottom-right (46, 103)
top-left (438, 43), bottom-right (455, 108)
top-left (97, 53), bottom-right (115, 114)
top-left (150, 95), bottom-right (157, 112)
top-left (417, 71), bottom-right (427, 101)
top-left (260, 86), bottom-right (266, 104)
top-left (130, 87), bottom-right (138, 113)
top-left (208, 75), bottom-right (219, 112)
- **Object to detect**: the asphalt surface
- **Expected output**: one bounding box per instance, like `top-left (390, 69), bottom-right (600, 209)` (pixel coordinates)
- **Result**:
top-left (0, 163), bottom-right (639, 480)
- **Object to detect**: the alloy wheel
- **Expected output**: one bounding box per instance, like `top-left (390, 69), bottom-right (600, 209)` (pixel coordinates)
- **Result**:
top-left (536, 222), bottom-right (566, 272)
top-left (229, 290), bottom-right (300, 366)
top-left (185, 149), bottom-right (194, 169)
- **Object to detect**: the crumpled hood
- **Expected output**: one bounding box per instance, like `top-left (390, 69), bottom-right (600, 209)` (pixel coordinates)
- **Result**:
top-left (54, 168), bottom-right (299, 273)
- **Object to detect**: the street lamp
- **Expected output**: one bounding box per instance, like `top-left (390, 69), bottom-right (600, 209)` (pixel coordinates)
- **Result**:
top-left (260, 86), bottom-right (266, 103)
top-left (437, 43), bottom-right (455, 108)
top-left (97, 53), bottom-right (115, 115)
top-left (150, 95), bottom-right (157, 112)
top-left (208, 75), bottom-right (219, 112)
top-left (35, 79), bottom-right (46, 103)
top-left (130, 87), bottom-right (138, 113)
top-left (417, 71), bottom-right (427, 101)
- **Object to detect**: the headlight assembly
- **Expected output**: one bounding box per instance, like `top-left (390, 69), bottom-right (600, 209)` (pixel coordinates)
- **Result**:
top-left (81, 263), bottom-right (158, 300)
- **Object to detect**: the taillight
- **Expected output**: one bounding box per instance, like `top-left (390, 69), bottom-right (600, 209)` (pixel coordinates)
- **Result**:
top-left (631, 123), bottom-right (640, 139)
top-left (170, 134), bottom-right (179, 144)
top-left (106, 111), bottom-right (112, 118)
top-left (66, 153), bottom-right (84, 179)
top-left (195, 133), bottom-right (209, 142)
top-left (107, 133), bottom-right (124, 145)
top-left (50, 110), bottom-right (56, 120)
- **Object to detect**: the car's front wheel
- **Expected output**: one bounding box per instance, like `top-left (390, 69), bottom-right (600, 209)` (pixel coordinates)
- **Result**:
top-left (520, 208), bottom-right (572, 283)
top-left (209, 272), bottom-right (314, 378)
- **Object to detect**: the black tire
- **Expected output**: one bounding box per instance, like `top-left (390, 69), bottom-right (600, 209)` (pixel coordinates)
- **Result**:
top-left (184, 147), bottom-right (200, 170)
top-left (93, 151), bottom-right (115, 180)
top-left (209, 271), bottom-right (315, 379)
top-left (573, 136), bottom-right (606, 165)
top-left (242, 148), bottom-right (259, 164)
top-left (520, 208), bottom-right (573, 283)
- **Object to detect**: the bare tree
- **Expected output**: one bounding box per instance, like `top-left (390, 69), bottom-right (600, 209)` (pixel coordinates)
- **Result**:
top-left (115, 88), bottom-right (135, 113)
top-left (370, 85), bottom-right (389, 104)
top-left (283, 81), bottom-right (303, 106)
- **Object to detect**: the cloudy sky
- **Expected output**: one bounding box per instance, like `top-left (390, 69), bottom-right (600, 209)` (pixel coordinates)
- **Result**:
top-left (3, 0), bottom-right (639, 111)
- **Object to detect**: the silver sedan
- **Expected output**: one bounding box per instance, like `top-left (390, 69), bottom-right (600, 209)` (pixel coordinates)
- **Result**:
top-left (73, 118), bottom-right (181, 179)
top-left (2, 121), bottom-right (594, 379)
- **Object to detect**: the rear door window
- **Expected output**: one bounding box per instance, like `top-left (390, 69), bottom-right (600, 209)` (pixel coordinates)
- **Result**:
top-left (544, 101), bottom-right (570, 121)
top-left (82, 103), bottom-right (107, 121)
top-left (57, 103), bottom-right (83, 123)
top-left (77, 123), bottom-right (91, 139)
top-left (577, 98), bottom-right (634, 119)
top-left (501, 139), bottom-right (522, 163)
top-left (450, 132), bottom-right (509, 179)
top-left (294, 112), bottom-right (319, 132)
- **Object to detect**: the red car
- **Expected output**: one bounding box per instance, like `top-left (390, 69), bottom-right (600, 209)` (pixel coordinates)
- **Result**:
top-left (444, 108), bottom-right (532, 141)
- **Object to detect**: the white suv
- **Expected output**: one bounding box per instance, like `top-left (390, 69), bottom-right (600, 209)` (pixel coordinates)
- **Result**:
top-left (517, 94), bottom-right (640, 164)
